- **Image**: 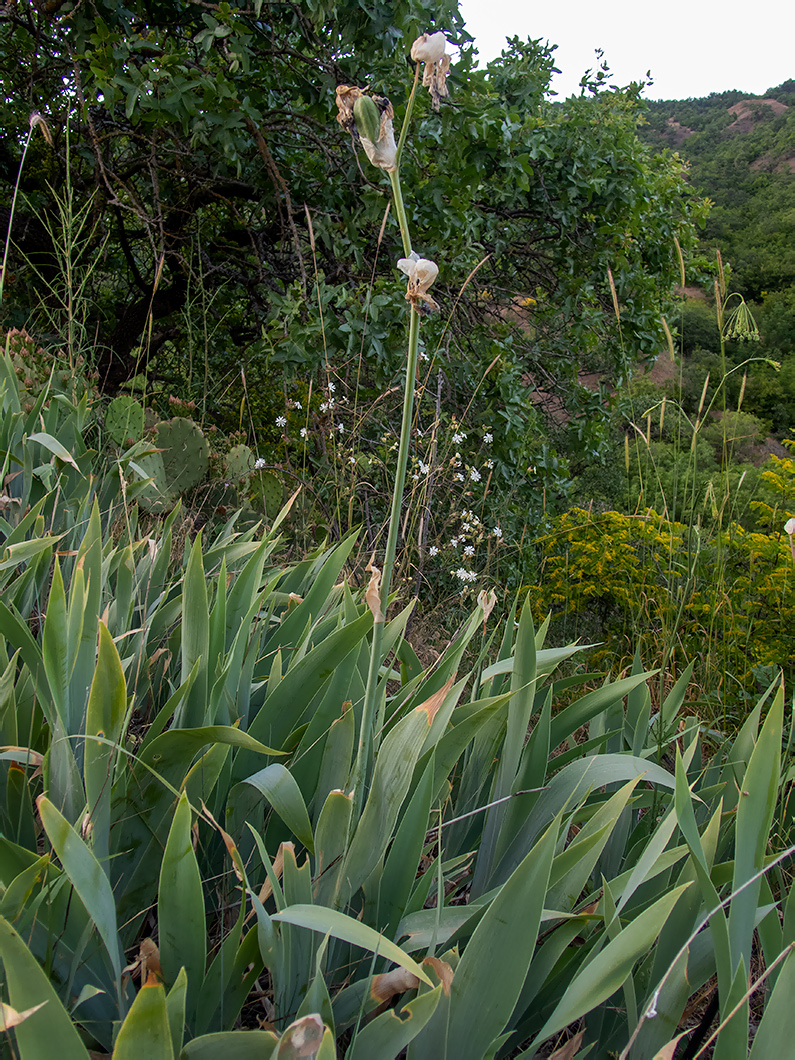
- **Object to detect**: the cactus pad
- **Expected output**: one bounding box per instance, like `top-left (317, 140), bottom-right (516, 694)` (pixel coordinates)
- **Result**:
top-left (156, 417), bottom-right (209, 494)
top-left (134, 451), bottom-right (173, 514)
top-left (250, 470), bottom-right (283, 518)
top-left (226, 443), bottom-right (254, 480)
top-left (106, 395), bottom-right (144, 447)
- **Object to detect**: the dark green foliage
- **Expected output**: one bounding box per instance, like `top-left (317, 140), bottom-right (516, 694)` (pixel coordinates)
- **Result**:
top-left (640, 83), bottom-right (795, 299)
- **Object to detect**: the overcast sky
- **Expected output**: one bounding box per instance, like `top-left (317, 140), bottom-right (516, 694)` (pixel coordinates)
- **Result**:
top-left (458, 1), bottom-right (794, 101)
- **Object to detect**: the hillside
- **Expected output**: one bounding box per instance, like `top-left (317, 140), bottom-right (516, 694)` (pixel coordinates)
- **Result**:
top-left (639, 80), bottom-right (795, 297)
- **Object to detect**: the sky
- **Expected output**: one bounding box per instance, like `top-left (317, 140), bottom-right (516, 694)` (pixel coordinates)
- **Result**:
top-left (458, 0), bottom-right (794, 101)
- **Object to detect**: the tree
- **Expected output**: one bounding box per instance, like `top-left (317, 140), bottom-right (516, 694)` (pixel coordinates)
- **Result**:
top-left (0, 0), bottom-right (704, 464)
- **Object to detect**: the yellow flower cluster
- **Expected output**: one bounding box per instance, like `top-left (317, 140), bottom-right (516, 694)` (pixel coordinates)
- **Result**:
top-left (532, 504), bottom-right (795, 694)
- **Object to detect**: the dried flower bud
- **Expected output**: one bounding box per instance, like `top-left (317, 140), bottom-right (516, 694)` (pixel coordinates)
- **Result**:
top-left (335, 85), bottom-right (397, 171)
top-left (29, 111), bottom-right (53, 147)
top-left (398, 253), bottom-right (440, 313)
top-left (410, 31), bottom-right (451, 110)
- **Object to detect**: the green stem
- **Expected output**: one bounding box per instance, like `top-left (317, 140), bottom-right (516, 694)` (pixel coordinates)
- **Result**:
top-left (396, 63), bottom-right (421, 168)
top-left (0, 128), bottom-right (34, 305)
top-left (388, 168), bottom-right (412, 257)
top-left (349, 150), bottom-right (419, 819)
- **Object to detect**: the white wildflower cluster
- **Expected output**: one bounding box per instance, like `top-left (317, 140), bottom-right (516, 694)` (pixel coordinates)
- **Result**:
top-left (453, 431), bottom-right (466, 445)
top-left (453, 567), bottom-right (478, 584)
top-left (418, 460), bottom-right (430, 475)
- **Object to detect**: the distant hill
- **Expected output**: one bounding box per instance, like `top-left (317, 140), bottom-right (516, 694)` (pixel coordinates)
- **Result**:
top-left (639, 80), bottom-right (795, 297)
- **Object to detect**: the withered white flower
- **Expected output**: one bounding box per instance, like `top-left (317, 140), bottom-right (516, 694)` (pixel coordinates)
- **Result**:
top-left (785, 517), bottom-right (795, 536)
top-left (335, 85), bottom-right (397, 171)
top-left (398, 252), bottom-right (440, 313)
top-left (411, 31), bottom-right (446, 64)
top-left (410, 31), bottom-right (451, 110)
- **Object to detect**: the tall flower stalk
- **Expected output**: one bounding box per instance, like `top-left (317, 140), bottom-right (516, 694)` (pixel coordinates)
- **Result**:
top-left (338, 39), bottom-right (448, 817)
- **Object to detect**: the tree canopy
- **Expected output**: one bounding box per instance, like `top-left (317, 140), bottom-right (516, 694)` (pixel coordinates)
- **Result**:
top-left (1, 0), bottom-right (704, 457)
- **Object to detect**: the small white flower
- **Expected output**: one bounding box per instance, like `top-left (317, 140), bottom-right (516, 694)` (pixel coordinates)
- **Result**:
top-left (293, 400), bottom-right (302, 409)
top-left (320, 402), bottom-right (329, 413)
top-left (485, 459), bottom-right (494, 469)
top-left (483, 432), bottom-right (493, 444)
top-left (470, 468), bottom-right (481, 482)
top-left (463, 545), bottom-right (475, 557)
top-left (454, 567), bottom-right (469, 581)
top-left (455, 472), bottom-right (464, 482)
top-left (428, 545), bottom-right (439, 557)
top-left (786, 517), bottom-right (795, 536)
top-left (420, 351), bottom-right (429, 362)
top-left (493, 526), bottom-right (503, 538)
top-left (328, 381), bottom-right (336, 393)
top-left (450, 537), bottom-right (459, 547)
top-left (275, 415), bottom-right (287, 427)
top-left (467, 570), bottom-right (478, 582)
top-left (254, 457), bottom-right (267, 470)
top-left (328, 397), bottom-right (335, 409)
top-left (300, 427), bottom-right (308, 438)
top-left (453, 431), bottom-right (466, 444)
top-left (462, 522), bottom-right (471, 532)
top-left (349, 455), bottom-right (356, 464)
top-left (418, 461), bottom-right (430, 475)
top-left (337, 422), bottom-right (345, 433)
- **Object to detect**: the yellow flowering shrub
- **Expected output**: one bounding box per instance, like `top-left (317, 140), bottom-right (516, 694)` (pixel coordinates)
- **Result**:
top-left (533, 503), bottom-right (795, 696)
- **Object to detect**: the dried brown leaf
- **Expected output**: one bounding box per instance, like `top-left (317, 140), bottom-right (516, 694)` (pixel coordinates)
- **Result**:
top-left (371, 967), bottom-right (419, 1003)
top-left (549, 1029), bottom-right (585, 1060)
top-left (414, 675), bottom-right (455, 725)
top-left (278, 1013), bottom-right (325, 1057)
top-left (477, 588), bottom-right (497, 624)
top-left (201, 800), bottom-right (243, 880)
top-left (652, 1031), bottom-right (690, 1059)
top-left (422, 956), bottom-right (454, 995)
top-left (139, 937), bottom-right (162, 981)
top-left (364, 555), bottom-right (384, 623)
top-left (0, 1000), bottom-right (47, 1031)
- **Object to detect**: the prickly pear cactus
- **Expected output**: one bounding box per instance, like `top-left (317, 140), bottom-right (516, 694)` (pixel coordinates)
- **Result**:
top-left (134, 451), bottom-right (173, 514)
top-left (156, 417), bottom-right (209, 493)
top-left (225, 443), bottom-right (253, 480)
top-left (250, 470), bottom-right (283, 518)
top-left (105, 395), bottom-right (144, 447)
top-left (3, 327), bottom-right (97, 405)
